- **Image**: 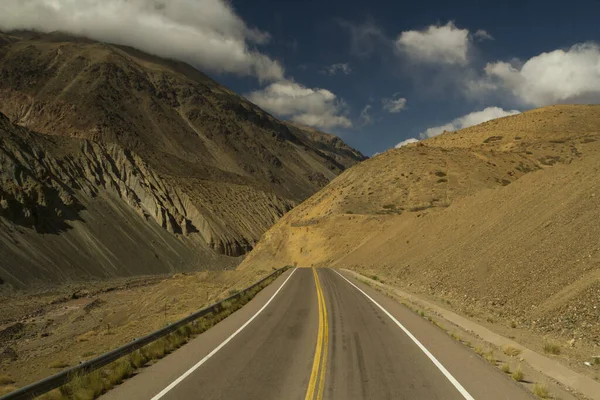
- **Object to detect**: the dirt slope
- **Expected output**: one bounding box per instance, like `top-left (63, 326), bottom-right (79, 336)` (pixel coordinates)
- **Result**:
top-left (240, 104), bottom-right (600, 347)
top-left (0, 31), bottom-right (363, 287)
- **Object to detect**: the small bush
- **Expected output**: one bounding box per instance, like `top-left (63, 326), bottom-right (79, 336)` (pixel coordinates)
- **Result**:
top-left (543, 342), bottom-right (561, 355)
top-left (533, 382), bottom-right (549, 398)
top-left (512, 365), bottom-right (524, 382)
top-left (501, 363), bottom-right (511, 373)
top-left (63, 370), bottom-right (103, 400)
top-left (434, 171), bottom-right (447, 177)
top-left (371, 275), bottom-right (379, 281)
top-left (510, 321), bottom-right (517, 328)
top-left (49, 360), bottom-right (70, 369)
top-left (128, 350), bottom-right (148, 369)
top-left (143, 339), bottom-right (167, 360)
top-left (227, 289), bottom-right (239, 296)
top-left (105, 358), bottom-right (133, 387)
top-left (502, 345), bottom-right (522, 357)
top-left (419, 310), bottom-right (425, 317)
top-left (436, 178), bottom-right (448, 183)
top-left (0, 375), bottom-right (15, 385)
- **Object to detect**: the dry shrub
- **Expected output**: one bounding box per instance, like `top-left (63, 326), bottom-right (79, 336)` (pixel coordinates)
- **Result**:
top-left (502, 345), bottom-right (522, 357)
top-left (512, 365), bottom-right (524, 382)
top-left (0, 375), bottom-right (15, 385)
top-left (48, 361), bottom-right (70, 369)
top-left (543, 342), bottom-right (561, 355)
top-left (533, 382), bottom-right (549, 398)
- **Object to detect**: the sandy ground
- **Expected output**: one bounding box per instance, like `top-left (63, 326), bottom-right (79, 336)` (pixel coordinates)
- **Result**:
top-left (0, 267), bottom-right (273, 389)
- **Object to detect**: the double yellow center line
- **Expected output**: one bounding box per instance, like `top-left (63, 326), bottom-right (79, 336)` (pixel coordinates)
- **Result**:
top-left (305, 267), bottom-right (329, 400)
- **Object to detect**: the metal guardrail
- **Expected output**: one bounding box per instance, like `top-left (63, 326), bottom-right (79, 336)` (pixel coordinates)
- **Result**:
top-left (0, 266), bottom-right (290, 400)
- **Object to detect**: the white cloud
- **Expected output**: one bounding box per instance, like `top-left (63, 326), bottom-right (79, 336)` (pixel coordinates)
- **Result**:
top-left (382, 95), bottom-right (407, 113)
top-left (420, 107), bottom-right (520, 139)
top-left (359, 104), bottom-right (372, 126)
top-left (246, 81), bottom-right (352, 129)
top-left (395, 138), bottom-right (419, 148)
top-left (480, 42), bottom-right (600, 106)
top-left (395, 22), bottom-right (470, 65)
top-left (323, 63), bottom-right (352, 75)
top-left (474, 29), bottom-right (494, 41)
top-left (0, 0), bottom-right (283, 81)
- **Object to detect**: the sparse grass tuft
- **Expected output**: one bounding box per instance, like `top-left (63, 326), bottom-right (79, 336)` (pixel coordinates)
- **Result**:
top-left (543, 342), bottom-right (561, 355)
top-left (105, 358), bottom-right (133, 387)
top-left (128, 349), bottom-right (148, 369)
top-left (484, 350), bottom-right (495, 364)
top-left (0, 375), bottom-right (15, 385)
top-left (502, 345), bottom-right (522, 357)
top-left (419, 310), bottom-right (425, 317)
top-left (501, 363), bottom-right (511, 373)
top-left (81, 351), bottom-right (96, 358)
top-left (512, 365), bottom-right (524, 382)
top-left (49, 360), bottom-right (70, 369)
top-left (474, 346), bottom-right (484, 356)
top-left (62, 370), bottom-right (104, 400)
top-left (533, 382), bottom-right (549, 398)
top-left (0, 386), bottom-right (17, 396)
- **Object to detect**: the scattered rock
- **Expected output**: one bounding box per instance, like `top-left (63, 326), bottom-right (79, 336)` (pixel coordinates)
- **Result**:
top-left (0, 323), bottom-right (24, 343)
top-left (71, 290), bottom-right (91, 299)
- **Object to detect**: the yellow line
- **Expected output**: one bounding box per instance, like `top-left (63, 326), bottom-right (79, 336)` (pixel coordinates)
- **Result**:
top-left (315, 269), bottom-right (328, 400)
top-left (305, 268), bottom-right (324, 400)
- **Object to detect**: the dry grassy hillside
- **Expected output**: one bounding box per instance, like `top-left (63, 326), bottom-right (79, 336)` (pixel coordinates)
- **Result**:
top-left (240, 104), bottom-right (600, 349)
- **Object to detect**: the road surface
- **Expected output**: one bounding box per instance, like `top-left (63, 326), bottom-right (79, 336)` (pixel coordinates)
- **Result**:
top-left (102, 268), bottom-right (532, 399)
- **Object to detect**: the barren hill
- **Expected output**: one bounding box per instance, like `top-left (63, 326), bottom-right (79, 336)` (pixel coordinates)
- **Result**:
top-left (0, 31), bottom-right (364, 288)
top-left (240, 104), bottom-right (600, 347)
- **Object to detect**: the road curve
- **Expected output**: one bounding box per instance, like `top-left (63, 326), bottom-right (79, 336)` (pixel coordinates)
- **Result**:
top-left (101, 268), bottom-right (533, 400)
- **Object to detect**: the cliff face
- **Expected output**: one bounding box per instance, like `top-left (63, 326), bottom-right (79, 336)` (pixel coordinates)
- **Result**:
top-left (0, 31), bottom-right (365, 287)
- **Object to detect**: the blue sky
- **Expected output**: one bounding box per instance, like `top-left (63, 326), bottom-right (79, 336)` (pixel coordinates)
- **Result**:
top-left (223, 0), bottom-right (600, 155)
top-left (2, 0), bottom-right (600, 155)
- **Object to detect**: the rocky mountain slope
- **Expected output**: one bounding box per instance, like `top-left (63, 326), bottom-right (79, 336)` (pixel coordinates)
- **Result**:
top-left (240, 104), bottom-right (600, 348)
top-left (0, 31), bottom-right (364, 288)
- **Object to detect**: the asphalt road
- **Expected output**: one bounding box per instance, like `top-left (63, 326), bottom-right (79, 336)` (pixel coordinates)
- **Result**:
top-left (102, 268), bottom-right (533, 400)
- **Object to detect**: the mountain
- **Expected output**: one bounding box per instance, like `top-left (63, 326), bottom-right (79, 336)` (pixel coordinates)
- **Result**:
top-left (0, 31), bottom-right (364, 288)
top-left (240, 104), bottom-right (600, 345)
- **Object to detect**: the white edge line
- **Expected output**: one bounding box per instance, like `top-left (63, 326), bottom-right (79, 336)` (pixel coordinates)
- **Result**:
top-left (151, 268), bottom-right (298, 400)
top-left (333, 270), bottom-right (475, 400)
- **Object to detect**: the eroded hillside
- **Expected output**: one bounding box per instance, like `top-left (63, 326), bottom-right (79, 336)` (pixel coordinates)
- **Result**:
top-left (0, 31), bottom-right (364, 287)
top-left (241, 105), bottom-right (600, 346)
